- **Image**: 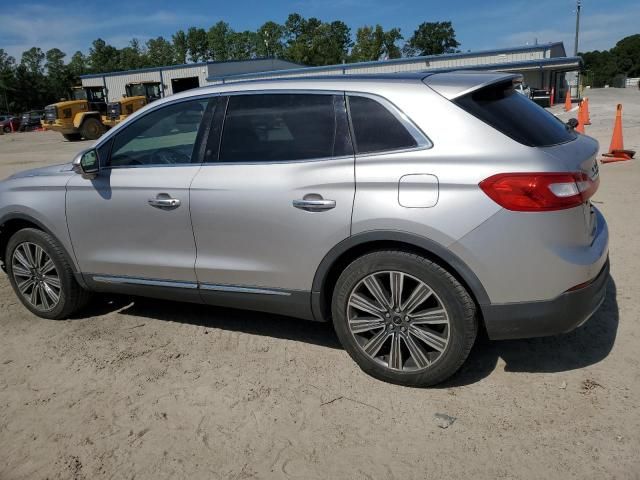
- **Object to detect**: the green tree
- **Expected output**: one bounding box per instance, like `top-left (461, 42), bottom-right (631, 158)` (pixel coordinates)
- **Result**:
top-left (67, 51), bottom-right (89, 79)
top-left (227, 31), bottom-right (258, 60)
top-left (611, 34), bottom-right (640, 77)
top-left (187, 27), bottom-right (209, 62)
top-left (21, 47), bottom-right (45, 75)
top-left (88, 38), bottom-right (120, 73)
top-left (207, 21), bottom-right (232, 61)
top-left (45, 48), bottom-right (71, 100)
top-left (283, 14), bottom-right (352, 66)
top-left (350, 25), bottom-right (402, 62)
top-left (403, 21), bottom-right (460, 56)
top-left (146, 37), bottom-right (175, 66)
top-left (172, 30), bottom-right (188, 64)
top-left (0, 49), bottom-right (16, 113)
top-left (119, 38), bottom-right (147, 70)
top-left (257, 21), bottom-right (285, 58)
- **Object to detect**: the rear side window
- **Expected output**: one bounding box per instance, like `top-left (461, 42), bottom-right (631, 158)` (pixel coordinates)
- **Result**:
top-left (454, 81), bottom-right (576, 147)
top-left (348, 95), bottom-right (417, 154)
top-left (219, 94), bottom-right (345, 162)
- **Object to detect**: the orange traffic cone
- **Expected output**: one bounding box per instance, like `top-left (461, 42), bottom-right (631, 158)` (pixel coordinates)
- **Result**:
top-left (583, 97), bottom-right (591, 125)
top-left (550, 87), bottom-right (555, 107)
top-left (575, 101), bottom-right (585, 134)
top-left (601, 104), bottom-right (636, 164)
top-left (564, 90), bottom-right (572, 111)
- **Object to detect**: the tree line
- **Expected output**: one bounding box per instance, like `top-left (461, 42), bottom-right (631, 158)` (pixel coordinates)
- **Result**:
top-left (0, 14), bottom-right (460, 113)
top-left (580, 34), bottom-right (640, 87)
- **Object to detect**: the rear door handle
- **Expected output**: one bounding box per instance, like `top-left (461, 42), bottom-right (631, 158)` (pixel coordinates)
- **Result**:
top-left (292, 198), bottom-right (336, 212)
top-left (148, 194), bottom-right (181, 209)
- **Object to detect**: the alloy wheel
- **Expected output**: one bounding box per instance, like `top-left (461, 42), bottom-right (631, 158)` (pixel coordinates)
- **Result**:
top-left (11, 242), bottom-right (62, 312)
top-left (347, 271), bottom-right (450, 371)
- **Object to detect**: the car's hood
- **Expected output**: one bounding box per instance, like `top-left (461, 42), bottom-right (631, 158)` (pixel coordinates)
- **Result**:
top-left (8, 163), bottom-right (74, 180)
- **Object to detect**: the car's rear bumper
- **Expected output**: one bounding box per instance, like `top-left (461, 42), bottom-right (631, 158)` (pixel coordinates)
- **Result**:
top-left (482, 257), bottom-right (609, 340)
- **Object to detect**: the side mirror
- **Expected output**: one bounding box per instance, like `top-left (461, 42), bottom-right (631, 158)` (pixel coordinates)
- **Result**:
top-left (566, 118), bottom-right (579, 130)
top-left (72, 149), bottom-right (99, 179)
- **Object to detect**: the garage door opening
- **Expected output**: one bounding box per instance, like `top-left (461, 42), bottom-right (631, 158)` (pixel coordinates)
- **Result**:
top-left (171, 77), bottom-right (200, 94)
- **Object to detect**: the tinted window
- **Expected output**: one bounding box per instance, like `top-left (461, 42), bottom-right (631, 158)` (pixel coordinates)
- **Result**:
top-left (454, 81), bottom-right (576, 147)
top-left (108, 99), bottom-right (208, 167)
top-left (348, 96), bottom-right (417, 154)
top-left (219, 94), bottom-right (339, 162)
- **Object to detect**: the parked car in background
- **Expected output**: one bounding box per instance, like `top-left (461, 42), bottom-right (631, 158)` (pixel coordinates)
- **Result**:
top-left (0, 72), bottom-right (608, 387)
top-left (19, 110), bottom-right (45, 131)
top-left (0, 115), bottom-right (21, 133)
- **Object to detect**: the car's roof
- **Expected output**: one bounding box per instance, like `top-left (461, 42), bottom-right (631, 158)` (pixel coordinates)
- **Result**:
top-left (167, 70), bottom-right (522, 101)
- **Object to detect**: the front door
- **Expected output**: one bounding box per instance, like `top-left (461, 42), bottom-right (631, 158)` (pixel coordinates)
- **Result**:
top-left (190, 93), bottom-right (355, 296)
top-left (66, 97), bottom-right (211, 285)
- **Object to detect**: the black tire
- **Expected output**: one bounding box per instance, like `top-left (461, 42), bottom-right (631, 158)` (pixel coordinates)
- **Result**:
top-left (62, 133), bottom-right (82, 142)
top-left (332, 250), bottom-right (477, 387)
top-left (3, 126), bottom-right (10, 133)
top-left (80, 117), bottom-right (105, 140)
top-left (5, 228), bottom-right (91, 319)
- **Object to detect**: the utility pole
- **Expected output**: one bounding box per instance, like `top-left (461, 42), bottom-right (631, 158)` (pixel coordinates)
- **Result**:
top-left (574, 0), bottom-right (582, 56)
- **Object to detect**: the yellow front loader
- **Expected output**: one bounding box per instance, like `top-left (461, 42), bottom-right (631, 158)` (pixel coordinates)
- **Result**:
top-left (42, 86), bottom-right (108, 141)
top-left (102, 81), bottom-right (162, 128)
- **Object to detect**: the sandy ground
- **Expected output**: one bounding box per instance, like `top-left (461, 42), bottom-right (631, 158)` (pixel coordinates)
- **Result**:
top-left (0, 88), bottom-right (639, 480)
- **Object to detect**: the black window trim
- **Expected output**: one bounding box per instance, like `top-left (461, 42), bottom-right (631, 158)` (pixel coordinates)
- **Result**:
top-left (345, 91), bottom-right (432, 156)
top-left (205, 89), bottom-right (355, 166)
top-left (94, 93), bottom-right (218, 171)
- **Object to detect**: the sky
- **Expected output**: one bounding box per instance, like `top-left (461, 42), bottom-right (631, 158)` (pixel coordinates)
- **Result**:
top-left (1, 0), bottom-right (638, 62)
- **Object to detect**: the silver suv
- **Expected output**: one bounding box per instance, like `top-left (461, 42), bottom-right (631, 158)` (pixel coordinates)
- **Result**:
top-left (0, 72), bottom-right (609, 386)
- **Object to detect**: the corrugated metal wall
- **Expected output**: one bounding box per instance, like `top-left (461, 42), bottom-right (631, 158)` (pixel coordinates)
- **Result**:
top-left (162, 65), bottom-right (209, 95)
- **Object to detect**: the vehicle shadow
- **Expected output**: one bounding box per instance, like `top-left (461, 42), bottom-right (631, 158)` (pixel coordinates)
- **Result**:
top-left (441, 275), bottom-right (619, 387)
top-left (82, 295), bottom-right (343, 350)
top-left (80, 276), bottom-right (619, 386)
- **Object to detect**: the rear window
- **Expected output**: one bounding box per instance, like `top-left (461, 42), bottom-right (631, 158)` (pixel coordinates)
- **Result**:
top-left (348, 96), bottom-right (417, 154)
top-left (454, 81), bottom-right (576, 147)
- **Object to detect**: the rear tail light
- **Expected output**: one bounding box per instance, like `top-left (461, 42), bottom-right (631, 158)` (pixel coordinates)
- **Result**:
top-left (479, 172), bottom-right (599, 211)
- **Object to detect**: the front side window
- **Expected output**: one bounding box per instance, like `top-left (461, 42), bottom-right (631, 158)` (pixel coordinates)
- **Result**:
top-left (108, 98), bottom-right (209, 167)
top-left (219, 94), bottom-right (342, 163)
top-left (348, 95), bottom-right (418, 154)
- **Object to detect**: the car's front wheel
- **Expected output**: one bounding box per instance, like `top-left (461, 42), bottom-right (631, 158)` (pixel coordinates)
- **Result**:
top-left (6, 228), bottom-right (90, 319)
top-left (332, 250), bottom-right (477, 387)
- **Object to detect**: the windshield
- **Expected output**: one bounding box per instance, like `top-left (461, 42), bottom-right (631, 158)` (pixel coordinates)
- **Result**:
top-left (72, 89), bottom-right (87, 101)
top-left (127, 84), bottom-right (146, 97)
top-left (127, 83), bottom-right (161, 100)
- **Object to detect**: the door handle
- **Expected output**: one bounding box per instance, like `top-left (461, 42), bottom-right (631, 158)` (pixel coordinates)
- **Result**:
top-left (292, 197), bottom-right (336, 212)
top-left (148, 195), bottom-right (181, 209)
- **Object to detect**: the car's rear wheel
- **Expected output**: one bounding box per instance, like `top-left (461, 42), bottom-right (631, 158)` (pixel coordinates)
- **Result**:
top-left (6, 228), bottom-right (90, 319)
top-left (80, 117), bottom-right (104, 140)
top-left (3, 126), bottom-right (10, 133)
top-left (332, 250), bottom-right (477, 387)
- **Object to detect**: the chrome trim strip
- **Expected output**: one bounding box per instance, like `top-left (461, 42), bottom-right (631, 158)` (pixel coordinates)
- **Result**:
top-left (92, 275), bottom-right (198, 289)
top-left (199, 283), bottom-right (291, 296)
top-left (91, 275), bottom-right (291, 296)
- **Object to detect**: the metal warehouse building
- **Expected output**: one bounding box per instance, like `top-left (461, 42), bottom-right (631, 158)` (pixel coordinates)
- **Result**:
top-left (80, 58), bottom-right (302, 102)
top-left (81, 42), bottom-right (580, 104)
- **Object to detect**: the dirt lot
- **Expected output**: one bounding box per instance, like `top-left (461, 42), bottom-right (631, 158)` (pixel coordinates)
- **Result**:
top-left (1, 88), bottom-right (639, 480)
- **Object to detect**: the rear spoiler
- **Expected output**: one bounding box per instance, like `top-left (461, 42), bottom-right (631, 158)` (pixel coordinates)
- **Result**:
top-left (423, 71), bottom-right (523, 100)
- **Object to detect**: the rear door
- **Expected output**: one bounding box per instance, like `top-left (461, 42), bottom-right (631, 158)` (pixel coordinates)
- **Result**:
top-left (190, 92), bottom-right (355, 296)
